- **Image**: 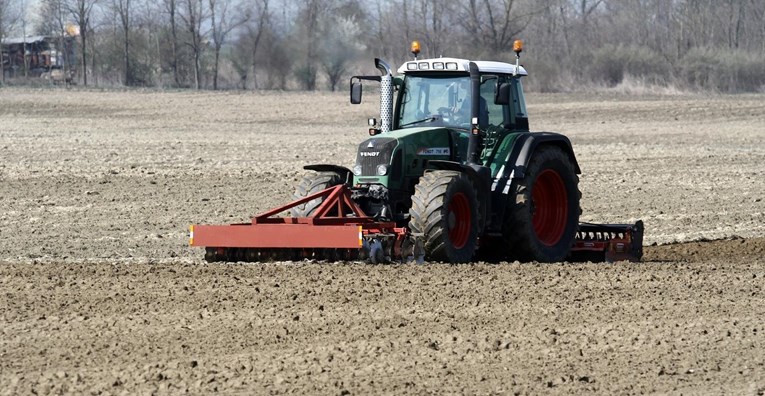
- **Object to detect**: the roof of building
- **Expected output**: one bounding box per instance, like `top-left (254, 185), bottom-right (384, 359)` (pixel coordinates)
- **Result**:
top-left (1, 36), bottom-right (50, 45)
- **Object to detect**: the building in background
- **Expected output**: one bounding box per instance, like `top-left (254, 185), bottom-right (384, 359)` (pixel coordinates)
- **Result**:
top-left (1, 35), bottom-right (77, 82)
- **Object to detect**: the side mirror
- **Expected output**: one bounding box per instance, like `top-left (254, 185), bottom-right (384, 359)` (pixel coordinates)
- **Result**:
top-left (495, 82), bottom-right (511, 105)
top-left (350, 82), bottom-right (362, 104)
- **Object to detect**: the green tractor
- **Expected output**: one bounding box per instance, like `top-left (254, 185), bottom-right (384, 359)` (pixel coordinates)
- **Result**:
top-left (191, 41), bottom-right (642, 263)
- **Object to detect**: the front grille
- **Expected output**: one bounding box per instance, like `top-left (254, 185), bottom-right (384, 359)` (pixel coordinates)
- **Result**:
top-left (357, 137), bottom-right (397, 176)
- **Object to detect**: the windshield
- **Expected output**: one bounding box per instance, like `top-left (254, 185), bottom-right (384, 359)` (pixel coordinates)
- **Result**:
top-left (398, 74), bottom-right (472, 129)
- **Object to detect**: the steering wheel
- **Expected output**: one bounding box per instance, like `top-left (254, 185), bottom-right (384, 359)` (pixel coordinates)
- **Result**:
top-left (437, 107), bottom-right (455, 123)
top-left (437, 107), bottom-right (455, 117)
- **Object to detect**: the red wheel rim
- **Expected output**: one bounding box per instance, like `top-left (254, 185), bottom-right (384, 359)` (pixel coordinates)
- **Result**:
top-left (448, 192), bottom-right (471, 249)
top-left (532, 169), bottom-right (568, 246)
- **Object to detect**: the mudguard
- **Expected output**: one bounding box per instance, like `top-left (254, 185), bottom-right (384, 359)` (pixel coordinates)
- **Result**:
top-left (492, 132), bottom-right (580, 196)
top-left (303, 164), bottom-right (353, 185)
top-left (486, 131), bottom-right (580, 233)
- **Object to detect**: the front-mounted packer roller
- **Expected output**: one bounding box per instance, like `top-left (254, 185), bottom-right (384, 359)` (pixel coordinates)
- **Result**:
top-left (190, 40), bottom-right (643, 263)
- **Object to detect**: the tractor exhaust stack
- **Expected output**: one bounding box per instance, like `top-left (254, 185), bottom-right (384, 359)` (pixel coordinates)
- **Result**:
top-left (467, 62), bottom-right (482, 166)
top-left (375, 58), bottom-right (393, 133)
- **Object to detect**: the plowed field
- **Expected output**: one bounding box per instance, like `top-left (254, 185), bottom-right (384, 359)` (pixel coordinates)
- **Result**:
top-left (1, 88), bottom-right (763, 394)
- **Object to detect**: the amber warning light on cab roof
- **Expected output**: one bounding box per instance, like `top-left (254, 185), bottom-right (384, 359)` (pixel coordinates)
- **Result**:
top-left (411, 40), bottom-right (421, 60)
top-left (513, 39), bottom-right (523, 76)
top-left (513, 39), bottom-right (523, 54)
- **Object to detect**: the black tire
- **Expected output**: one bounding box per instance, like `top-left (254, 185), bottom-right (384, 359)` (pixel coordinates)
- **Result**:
top-left (503, 146), bottom-right (581, 262)
top-left (204, 247), bottom-right (220, 262)
top-left (290, 172), bottom-right (343, 217)
top-left (409, 170), bottom-right (479, 263)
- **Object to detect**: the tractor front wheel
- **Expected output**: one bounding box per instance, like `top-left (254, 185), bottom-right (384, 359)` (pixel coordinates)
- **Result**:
top-left (504, 146), bottom-right (581, 262)
top-left (409, 170), bottom-right (479, 263)
top-left (290, 171), bottom-right (344, 217)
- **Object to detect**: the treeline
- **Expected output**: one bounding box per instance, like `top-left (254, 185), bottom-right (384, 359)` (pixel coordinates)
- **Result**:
top-left (2, 0), bottom-right (765, 92)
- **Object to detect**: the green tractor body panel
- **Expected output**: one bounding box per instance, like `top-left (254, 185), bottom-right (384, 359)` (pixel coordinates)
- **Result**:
top-left (353, 126), bottom-right (526, 186)
top-left (352, 126), bottom-right (469, 190)
top-left (481, 128), bottom-right (522, 178)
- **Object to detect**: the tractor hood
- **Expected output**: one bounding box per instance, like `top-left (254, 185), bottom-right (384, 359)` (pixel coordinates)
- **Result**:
top-left (353, 126), bottom-right (470, 187)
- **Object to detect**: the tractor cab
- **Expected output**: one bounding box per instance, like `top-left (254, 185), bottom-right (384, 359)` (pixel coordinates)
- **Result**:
top-left (393, 58), bottom-right (529, 134)
top-left (352, 56), bottom-right (529, 137)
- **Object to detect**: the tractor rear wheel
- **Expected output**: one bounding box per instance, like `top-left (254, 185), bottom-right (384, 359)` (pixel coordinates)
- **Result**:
top-left (504, 146), bottom-right (580, 262)
top-left (409, 170), bottom-right (479, 263)
top-left (290, 171), bottom-right (344, 217)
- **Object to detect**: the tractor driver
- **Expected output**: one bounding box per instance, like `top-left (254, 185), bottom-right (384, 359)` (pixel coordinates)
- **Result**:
top-left (452, 79), bottom-right (472, 124)
top-left (452, 78), bottom-right (488, 127)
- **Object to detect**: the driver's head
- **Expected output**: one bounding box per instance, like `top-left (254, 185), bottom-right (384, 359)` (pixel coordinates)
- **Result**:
top-left (459, 79), bottom-right (470, 92)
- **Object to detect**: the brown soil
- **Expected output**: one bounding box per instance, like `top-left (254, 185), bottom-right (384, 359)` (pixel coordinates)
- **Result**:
top-left (0, 88), bottom-right (763, 394)
top-left (645, 236), bottom-right (765, 263)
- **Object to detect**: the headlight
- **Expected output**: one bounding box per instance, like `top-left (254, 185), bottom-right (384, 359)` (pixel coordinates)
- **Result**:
top-left (353, 165), bottom-right (362, 176)
top-left (376, 164), bottom-right (388, 176)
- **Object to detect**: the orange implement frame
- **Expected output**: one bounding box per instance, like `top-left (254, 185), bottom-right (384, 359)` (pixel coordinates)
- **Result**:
top-left (190, 185), bottom-right (401, 249)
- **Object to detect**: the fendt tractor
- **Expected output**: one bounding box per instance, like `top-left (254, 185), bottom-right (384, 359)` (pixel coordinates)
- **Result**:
top-left (190, 40), bottom-right (643, 263)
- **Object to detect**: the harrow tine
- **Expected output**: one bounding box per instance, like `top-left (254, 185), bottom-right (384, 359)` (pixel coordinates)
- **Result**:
top-left (570, 221), bottom-right (643, 262)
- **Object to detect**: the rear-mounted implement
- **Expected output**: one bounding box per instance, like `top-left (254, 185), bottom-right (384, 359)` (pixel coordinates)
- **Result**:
top-left (190, 185), bottom-right (423, 263)
top-left (191, 185), bottom-right (642, 263)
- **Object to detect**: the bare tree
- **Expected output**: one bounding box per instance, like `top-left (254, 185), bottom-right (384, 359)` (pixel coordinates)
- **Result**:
top-left (320, 15), bottom-right (362, 91)
top-left (293, 0), bottom-right (322, 90)
top-left (0, 0), bottom-right (22, 82)
top-left (411, 0), bottom-right (453, 57)
top-left (0, 3), bottom-right (5, 81)
top-left (19, 0), bottom-right (28, 77)
top-left (259, 23), bottom-right (291, 89)
top-left (315, 0), bottom-right (364, 91)
top-left (162, 0), bottom-right (182, 86)
top-left (369, 0), bottom-right (392, 61)
top-left (135, 0), bottom-right (167, 86)
top-left (229, 0), bottom-right (269, 89)
top-left (721, 0), bottom-right (745, 49)
top-left (229, 32), bottom-right (251, 89)
top-left (247, 0), bottom-right (269, 88)
top-left (576, 0), bottom-right (603, 27)
top-left (208, 0), bottom-right (249, 90)
top-left (178, 0), bottom-right (207, 89)
top-left (37, 0), bottom-right (72, 81)
top-left (459, 0), bottom-right (547, 54)
top-left (751, 0), bottom-right (765, 52)
top-left (63, 0), bottom-right (99, 85)
top-left (111, 0), bottom-right (132, 84)
top-left (552, 0), bottom-right (604, 55)
top-left (14, 0), bottom-right (763, 91)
